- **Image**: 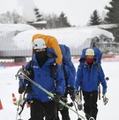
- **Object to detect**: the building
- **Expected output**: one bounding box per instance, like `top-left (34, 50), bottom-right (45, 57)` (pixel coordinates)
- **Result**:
top-left (0, 24), bottom-right (36, 62)
top-left (0, 24), bottom-right (118, 63)
top-left (27, 21), bottom-right (47, 29)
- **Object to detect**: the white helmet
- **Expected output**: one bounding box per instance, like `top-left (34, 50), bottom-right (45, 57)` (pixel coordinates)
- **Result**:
top-left (32, 38), bottom-right (46, 49)
top-left (85, 48), bottom-right (94, 56)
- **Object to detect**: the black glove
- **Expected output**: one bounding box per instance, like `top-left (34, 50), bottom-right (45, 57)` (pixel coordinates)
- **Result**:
top-left (106, 77), bottom-right (109, 81)
top-left (68, 87), bottom-right (75, 101)
top-left (78, 103), bottom-right (83, 110)
top-left (18, 83), bottom-right (25, 94)
top-left (58, 97), bottom-right (67, 110)
top-left (61, 97), bottom-right (67, 103)
top-left (53, 92), bottom-right (61, 103)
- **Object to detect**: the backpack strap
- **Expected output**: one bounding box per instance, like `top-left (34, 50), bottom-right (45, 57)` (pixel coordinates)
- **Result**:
top-left (50, 60), bottom-right (58, 79)
top-left (28, 59), bottom-right (58, 80)
top-left (47, 51), bottom-right (56, 58)
top-left (62, 63), bottom-right (68, 86)
top-left (47, 51), bottom-right (58, 80)
top-left (95, 63), bottom-right (99, 72)
top-left (27, 60), bottom-right (34, 80)
top-left (95, 63), bottom-right (100, 85)
top-left (29, 60), bottom-right (34, 69)
top-left (25, 59), bottom-right (58, 92)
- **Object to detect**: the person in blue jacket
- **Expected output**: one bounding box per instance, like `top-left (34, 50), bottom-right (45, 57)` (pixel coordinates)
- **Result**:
top-left (18, 38), bottom-right (65, 120)
top-left (75, 48), bottom-right (107, 120)
top-left (55, 44), bottom-right (76, 120)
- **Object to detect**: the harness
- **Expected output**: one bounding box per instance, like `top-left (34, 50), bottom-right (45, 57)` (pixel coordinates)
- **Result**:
top-left (25, 51), bottom-right (58, 94)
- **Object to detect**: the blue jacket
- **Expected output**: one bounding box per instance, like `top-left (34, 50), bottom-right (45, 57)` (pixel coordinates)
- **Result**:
top-left (75, 61), bottom-right (107, 94)
top-left (19, 48), bottom-right (65, 102)
top-left (59, 44), bottom-right (75, 91)
top-left (63, 64), bottom-right (75, 89)
top-left (59, 44), bottom-right (76, 78)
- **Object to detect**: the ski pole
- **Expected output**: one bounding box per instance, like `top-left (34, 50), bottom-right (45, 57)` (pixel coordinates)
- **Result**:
top-left (16, 94), bottom-right (23, 120)
top-left (16, 66), bottom-right (26, 120)
top-left (79, 89), bottom-right (82, 101)
top-left (16, 71), bottom-right (85, 120)
top-left (75, 89), bottom-right (83, 111)
top-left (72, 101), bottom-right (82, 120)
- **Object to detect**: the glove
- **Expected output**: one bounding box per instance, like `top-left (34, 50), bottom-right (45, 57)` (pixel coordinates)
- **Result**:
top-left (53, 92), bottom-right (61, 103)
top-left (61, 97), bottom-right (67, 103)
top-left (58, 97), bottom-right (67, 110)
top-left (68, 87), bottom-right (75, 101)
top-left (18, 83), bottom-right (25, 94)
top-left (106, 77), bottom-right (109, 81)
top-left (103, 97), bottom-right (109, 105)
top-left (102, 95), bottom-right (109, 105)
top-left (78, 102), bottom-right (83, 110)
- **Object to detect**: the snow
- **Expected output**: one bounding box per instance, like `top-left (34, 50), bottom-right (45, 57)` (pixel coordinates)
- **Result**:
top-left (0, 24), bottom-right (118, 119)
top-left (13, 25), bottom-right (115, 50)
top-left (0, 60), bottom-right (119, 120)
top-left (0, 24), bottom-right (36, 32)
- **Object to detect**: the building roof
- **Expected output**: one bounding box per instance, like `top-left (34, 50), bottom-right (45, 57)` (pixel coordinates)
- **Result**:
top-left (0, 24), bottom-right (35, 57)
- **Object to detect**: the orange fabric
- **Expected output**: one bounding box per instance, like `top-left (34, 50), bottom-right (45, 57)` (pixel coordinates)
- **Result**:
top-left (0, 99), bottom-right (3, 110)
top-left (32, 34), bottom-right (62, 65)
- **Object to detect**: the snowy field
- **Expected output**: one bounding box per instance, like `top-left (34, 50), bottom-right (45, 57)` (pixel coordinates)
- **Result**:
top-left (0, 60), bottom-right (119, 120)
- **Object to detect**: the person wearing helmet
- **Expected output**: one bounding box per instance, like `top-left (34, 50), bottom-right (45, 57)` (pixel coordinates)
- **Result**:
top-left (75, 48), bottom-right (107, 120)
top-left (18, 38), bottom-right (65, 120)
top-left (32, 38), bottom-right (48, 68)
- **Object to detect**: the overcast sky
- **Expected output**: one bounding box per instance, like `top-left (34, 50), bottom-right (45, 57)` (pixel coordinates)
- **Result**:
top-left (0, 0), bottom-right (111, 26)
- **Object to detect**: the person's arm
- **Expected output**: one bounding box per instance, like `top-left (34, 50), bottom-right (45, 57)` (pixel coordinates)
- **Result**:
top-left (98, 65), bottom-right (107, 95)
top-left (55, 64), bottom-right (65, 95)
top-left (65, 65), bottom-right (75, 88)
top-left (18, 63), bottom-right (31, 94)
top-left (65, 65), bottom-right (76, 101)
top-left (75, 64), bottom-right (83, 92)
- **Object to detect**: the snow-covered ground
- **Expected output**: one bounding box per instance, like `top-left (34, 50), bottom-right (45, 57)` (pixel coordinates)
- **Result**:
top-left (0, 60), bottom-right (119, 120)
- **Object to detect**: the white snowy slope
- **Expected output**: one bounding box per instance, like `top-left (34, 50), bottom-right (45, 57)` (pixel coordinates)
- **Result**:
top-left (0, 60), bottom-right (119, 120)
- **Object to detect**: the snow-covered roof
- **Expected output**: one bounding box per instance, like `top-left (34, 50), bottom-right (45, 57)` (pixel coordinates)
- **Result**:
top-left (0, 25), bottom-right (115, 57)
top-left (33, 21), bottom-right (47, 24)
top-left (0, 24), bottom-right (37, 57)
top-left (13, 26), bottom-right (115, 50)
top-left (0, 24), bottom-right (37, 32)
top-left (98, 24), bottom-right (118, 29)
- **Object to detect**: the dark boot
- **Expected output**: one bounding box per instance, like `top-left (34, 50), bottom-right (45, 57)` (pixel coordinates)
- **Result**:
top-left (60, 108), bottom-right (70, 120)
top-left (77, 118), bottom-right (82, 120)
top-left (85, 113), bottom-right (90, 120)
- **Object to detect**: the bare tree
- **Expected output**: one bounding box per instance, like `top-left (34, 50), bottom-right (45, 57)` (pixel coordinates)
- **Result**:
top-left (0, 11), bottom-right (25, 24)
